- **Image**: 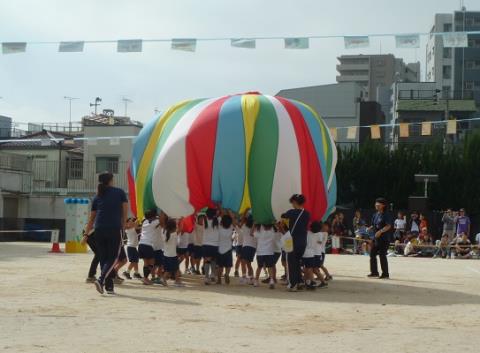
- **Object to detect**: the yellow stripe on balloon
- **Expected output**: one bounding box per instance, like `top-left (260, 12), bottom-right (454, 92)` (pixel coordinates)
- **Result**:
top-left (239, 94), bottom-right (260, 214)
top-left (135, 99), bottom-right (191, 220)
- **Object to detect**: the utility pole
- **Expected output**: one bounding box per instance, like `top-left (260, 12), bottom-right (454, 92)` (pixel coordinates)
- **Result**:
top-left (122, 97), bottom-right (132, 117)
top-left (63, 96), bottom-right (78, 133)
top-left (89, 97), bottom-right (102, 116)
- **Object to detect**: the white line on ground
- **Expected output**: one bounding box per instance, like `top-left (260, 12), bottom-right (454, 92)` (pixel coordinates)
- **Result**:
top-left (465, 266), bottom-right (480, 275)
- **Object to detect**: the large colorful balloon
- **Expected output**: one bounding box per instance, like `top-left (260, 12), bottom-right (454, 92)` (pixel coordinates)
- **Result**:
top-left (128, 93), bottom-right (337, 224)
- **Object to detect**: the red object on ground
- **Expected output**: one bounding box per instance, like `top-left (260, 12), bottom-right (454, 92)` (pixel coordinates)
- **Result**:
top-left (331, 248), bottom-right (339, 255)
top-left (49, 242), bottom-right (62, 253)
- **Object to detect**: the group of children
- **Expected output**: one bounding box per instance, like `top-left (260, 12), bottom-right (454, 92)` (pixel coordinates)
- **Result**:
top-left (89, 208), bottom-right (333, 291)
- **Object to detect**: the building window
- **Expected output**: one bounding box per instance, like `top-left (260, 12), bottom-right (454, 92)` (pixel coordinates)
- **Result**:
top-left (67, 159), bottom-right (83, 180)
top-left (443, 23), bottom-right (452, 32)
top-left (466, 60), bottom-right (480, 69)
top-left (96, 156), bottom-right (119, 174)
top-left (464, 81), bottom-right (474, 90)
top-left (442, 65), bottom-right (452, 79)
top-left (443, 48), bottom-right (452, 59)
top-left (468, 39), bottom-right (480, 48)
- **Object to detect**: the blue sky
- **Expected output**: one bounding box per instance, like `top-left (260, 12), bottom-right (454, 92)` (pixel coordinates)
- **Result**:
top-left (0, 0), bottom-right (476, 126)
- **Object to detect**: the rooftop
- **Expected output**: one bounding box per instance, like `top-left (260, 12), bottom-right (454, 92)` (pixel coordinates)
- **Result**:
top-left (0, 130), bottom-right (83, 150)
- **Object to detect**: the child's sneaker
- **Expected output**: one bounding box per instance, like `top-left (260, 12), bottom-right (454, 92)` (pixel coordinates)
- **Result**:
top-left (113, 276), bottom-right (124, 285)
top-left (142, 278), bottom-right (153, 285)
top-left (122, 271), bottom-right (132, 280)
top-left (94, 280), bottom-right (104, 294)
top-left (234, 270), bottom-right (239, 277)
top-left (225, 274), bottom-right (230, 284)
top-left (269, 279), bottom-right (275, 290)
top-left (133, 273), bottom-right (143, 279)
top-left (174, 282), bottom-right (185, 287)
top-left (253, 280), bottom-right (259, 287)
top-left (85, 276), bottom-right (96, 283)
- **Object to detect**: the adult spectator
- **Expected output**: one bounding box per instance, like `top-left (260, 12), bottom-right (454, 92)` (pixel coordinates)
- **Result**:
top-left (455, 208), bottom-right (471, 237)
top-left (409, 211), bottom-right (420, 235)
top-left (441, 209), bottom-right (456, 243)
top-left (281, 194), bottom-right (310, 292)
top-left (419, 213), bottom-right (428, 232)
top-left (368, 198), bottom-right (393, 279)
top-left (85, 172), bottom-right (128, 295)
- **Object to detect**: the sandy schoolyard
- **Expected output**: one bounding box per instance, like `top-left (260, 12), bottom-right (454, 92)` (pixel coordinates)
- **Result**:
top-left (0, 242), bottom-right (479, 353)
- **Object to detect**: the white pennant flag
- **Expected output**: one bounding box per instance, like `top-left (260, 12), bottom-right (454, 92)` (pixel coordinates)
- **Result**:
top-left (171, 38), bottom-right (197, 52)
top-left (117, 39), bottom-right (142, 52)
top-left (2, 42), bottom-right (26, 54)
top-left (347, 126), bottom-right (357, 140)
top-left (344, 36), bottom-right (369, 49)
top-left (284, 37), bottom-right (309, 49)
top-left (442, 32), bottom-right (468, 48)
top-left (231, 38), bottom-right (256, 49)
top-left (395, 34), bottom-right (420, 48)
top-left (59, 41), bottom-right (84, 52)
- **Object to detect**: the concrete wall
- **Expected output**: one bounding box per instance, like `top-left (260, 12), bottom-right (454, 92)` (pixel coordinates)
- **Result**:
top-left (84, 125), bottom-right (141, 163)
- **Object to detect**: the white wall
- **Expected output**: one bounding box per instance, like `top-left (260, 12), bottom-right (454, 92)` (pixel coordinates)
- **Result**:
top-left (84, 125), bottom-right (141, 163)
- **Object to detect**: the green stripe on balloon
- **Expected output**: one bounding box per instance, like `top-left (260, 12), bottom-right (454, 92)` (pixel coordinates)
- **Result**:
top-left (248, 95), bottom-right (279, 224)
top-left (143, 99), bottom-right (205, 213)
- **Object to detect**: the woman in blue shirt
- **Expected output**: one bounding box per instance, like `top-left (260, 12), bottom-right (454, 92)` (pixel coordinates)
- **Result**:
top-left (85, 172), bottom-right (128, 295)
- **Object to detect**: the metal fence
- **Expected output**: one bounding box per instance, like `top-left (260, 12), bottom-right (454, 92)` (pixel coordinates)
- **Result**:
top-left (9, 159), bottom-right (130, 194)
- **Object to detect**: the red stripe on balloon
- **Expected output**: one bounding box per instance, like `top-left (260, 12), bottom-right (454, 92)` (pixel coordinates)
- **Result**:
top-left (276, 97), bottom-right (327, 221)
top-left (127, 165), bottom-right (137, 217)
top-left (186, 96), bottom-right (230, 211)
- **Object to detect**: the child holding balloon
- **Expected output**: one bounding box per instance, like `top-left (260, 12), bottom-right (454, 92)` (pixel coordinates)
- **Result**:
top-left (217, 213), bottom-right (234, 284)
top-left (202, 208), bottom-right (220, 285)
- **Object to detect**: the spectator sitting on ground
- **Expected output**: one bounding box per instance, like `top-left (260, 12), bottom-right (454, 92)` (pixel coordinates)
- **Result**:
top-left (455, 233), bottom-right (472, 259)
top-left (433, 234), bottom-right (449, 259)
top-left (394, 230), bottom-right (410, 255)
top-left (417, 228), bottom-right (434, 257)
top-left (475, 233), bottom-right (480, 259)
top-left (404, 234), bottom-right (418, 257)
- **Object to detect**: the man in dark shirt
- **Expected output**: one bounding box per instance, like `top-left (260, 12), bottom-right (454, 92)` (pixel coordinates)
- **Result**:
top-left (281, 194), bottom-right (310, 291)
top-left (368, 197), bottom-right (393, 279)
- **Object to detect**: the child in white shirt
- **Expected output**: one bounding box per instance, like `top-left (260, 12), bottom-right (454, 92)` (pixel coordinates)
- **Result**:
top-left (217, 214), bottom-right (234, 284)
top-left (162, 218), bottom-right (183, 287)
top-left (253, 224), bottom-right (276, 289)
top-left (123, 218), bottom-right (142, 280)
top-left (311, 221), bottom-right (328, 288)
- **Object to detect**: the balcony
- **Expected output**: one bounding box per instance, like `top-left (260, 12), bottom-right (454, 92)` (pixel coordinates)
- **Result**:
top-left (336, 64), bottom-right (369, 72)
top-left (336, 74), bottom-right (369, 82)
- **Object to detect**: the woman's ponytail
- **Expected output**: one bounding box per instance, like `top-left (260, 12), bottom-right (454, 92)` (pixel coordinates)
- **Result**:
top-left (97, 172), bottom-right (113, 197)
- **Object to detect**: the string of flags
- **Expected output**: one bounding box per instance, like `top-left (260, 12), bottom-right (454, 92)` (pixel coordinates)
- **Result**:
top-left (1, 117), bottom-right (479, 145)
top-left (2, 31), bottom-right (479, 54)
top-left (327, 117), bottom-right (477, 142)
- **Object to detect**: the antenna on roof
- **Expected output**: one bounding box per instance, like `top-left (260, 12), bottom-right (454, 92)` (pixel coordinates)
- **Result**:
top-left (121, 97), bottom-right (133, 117)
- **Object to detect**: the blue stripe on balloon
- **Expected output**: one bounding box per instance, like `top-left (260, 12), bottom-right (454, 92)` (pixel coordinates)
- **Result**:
top-left (131, 114), bottom-right (160, 178)
top-left (292, 102), bottom-right (328, 190)
top-left (211, 95), bottom-right (246, 212)
top-left (323, 174), bottom-right (337, 221)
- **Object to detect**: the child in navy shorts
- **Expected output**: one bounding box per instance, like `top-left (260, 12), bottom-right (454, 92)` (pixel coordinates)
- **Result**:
top-left (217, 213), bottom-right (234, 284)
top-left (123, 218), bottom-right (142, 280)
top-left (253, 224), bottom-right (276, 289)
top-left (238, 214), bottom-right (256, 285)
top-left (162, 218), bottom-right (184, 287)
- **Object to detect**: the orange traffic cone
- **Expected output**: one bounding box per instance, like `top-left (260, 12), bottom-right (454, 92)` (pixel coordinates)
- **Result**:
top-left (49, 242), bottom-right (62, 253)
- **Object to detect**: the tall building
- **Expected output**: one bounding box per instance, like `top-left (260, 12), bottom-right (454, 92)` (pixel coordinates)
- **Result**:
top-left (426, 9), bottom-right (480, 104)
top-left (336, 54), bottom-right (420, 101)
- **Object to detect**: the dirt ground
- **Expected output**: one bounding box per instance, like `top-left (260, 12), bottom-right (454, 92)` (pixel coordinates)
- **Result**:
top-left (0, 242), bottom-right (479, 353)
